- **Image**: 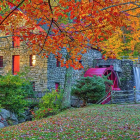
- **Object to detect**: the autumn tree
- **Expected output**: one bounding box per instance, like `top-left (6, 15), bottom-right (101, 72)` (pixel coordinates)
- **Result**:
top-left (99, 1), bottom-right (140, 59)
top-left (0, 0), bottom-right (139, 107)
top-left (0, 0), bottom-right (134, 65)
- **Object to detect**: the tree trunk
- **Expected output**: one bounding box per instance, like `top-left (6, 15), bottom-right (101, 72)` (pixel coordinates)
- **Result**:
top-left (62, 44), bottom-right (73, 108)
top-left (62, 66), bottom-right (73, 108)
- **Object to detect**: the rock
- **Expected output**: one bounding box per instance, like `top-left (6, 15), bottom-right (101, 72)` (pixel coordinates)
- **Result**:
top-left (0, 109), bottom-right (10, 119)
top-left (71, 96), bottom-right (83, 107)
top-left (0, 109), bottom-right (18, 126)
top-left (0, 122), bottom-right (5, 128)
top-left (9, 113), bottom-right (18, 125)
top-left (0, 108), bottom-right (35, 126)
top-left (1, 118), bottom-right (8, 127)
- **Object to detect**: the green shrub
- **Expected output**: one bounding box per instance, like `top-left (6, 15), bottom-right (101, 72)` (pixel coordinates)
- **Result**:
top-left (71, 74), bottom-right (113, 105)
top-left (33, 89), bottom-right (63, 120)
top-left (0, 72), bottom-right (36, 116)
top-left (0, 104), bottom-right (2, 112)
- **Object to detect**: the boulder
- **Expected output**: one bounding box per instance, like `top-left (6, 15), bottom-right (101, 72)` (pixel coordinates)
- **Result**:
top-left (0, 107), bottom-right (36, 128)
top-left (8, 113), bottom-right (18, 125)
top-left (0, 122), bottom-right (4, 128)
top-left (0, 109), bottom-right (18, 127)
top-left (0, 109), bottom-right (10, 119)
top-left (1, 118), bottom-right (8, 127)
top-left (71, 96), bottom-right (83, 107)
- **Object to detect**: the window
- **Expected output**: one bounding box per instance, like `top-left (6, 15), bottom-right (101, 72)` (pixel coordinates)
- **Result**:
top-left (55, 82), bottom-right (60, 92)
top-left (56, 58), bottom-right (60, 67)
top-left (12, 55), bottom-right (20, 75)
top-left (0, 56), bottom-right (3, 67)
top-left (12, 30), bottom-right (20, 48)
top-left (79, 60), bottom-right (82, 70)
top-left (29, 55), bottom-right (32, 66)
top-left (30, 55), bottom-right (36, 66)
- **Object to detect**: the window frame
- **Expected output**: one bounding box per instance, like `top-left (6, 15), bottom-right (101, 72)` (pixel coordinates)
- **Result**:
top-left (29, 55), bottom-right (36, 66)
top-left (0, 56), bottom-right (3, 68)
top-left (56, 58), bottom-right (60, 67)
top-left (29, 55), bottom-right (33, 66)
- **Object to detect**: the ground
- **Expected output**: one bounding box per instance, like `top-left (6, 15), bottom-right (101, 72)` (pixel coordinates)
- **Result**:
top-left (1, 104), bottom-right (140, 139)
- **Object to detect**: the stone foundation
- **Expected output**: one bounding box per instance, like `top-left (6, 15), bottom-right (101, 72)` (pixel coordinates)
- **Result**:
top-left (111, 90), bottom-right (135, 104)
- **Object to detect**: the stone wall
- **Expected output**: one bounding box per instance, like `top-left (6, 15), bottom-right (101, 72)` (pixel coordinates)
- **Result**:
top-left (119, 60), bottom-right (134, 90)
top-left (47, 48), bottom-right (102, 91)
top-left (111, 90), bottom-right (134, 104)
top-left (94, 59), bottom-right (122, 72)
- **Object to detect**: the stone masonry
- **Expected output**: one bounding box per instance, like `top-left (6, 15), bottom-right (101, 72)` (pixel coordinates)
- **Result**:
top-left (47, 48), bottom-right (102, 91)
top-left (119, 60), bottom-right (134, 90)
top-left (0, 31), bottom-right (47, 93)
top-left (47, 50), bottom-right (135, 92)
top-left (0, 30), bottom-right (135, 96)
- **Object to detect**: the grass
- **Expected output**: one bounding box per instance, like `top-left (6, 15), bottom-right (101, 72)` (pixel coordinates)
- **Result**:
top-left (1, 104), bottom-right (140, 139)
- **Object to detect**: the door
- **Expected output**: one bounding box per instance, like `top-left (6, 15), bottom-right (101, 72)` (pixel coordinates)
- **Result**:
top-left (12, 55), bottom-right (20, 75)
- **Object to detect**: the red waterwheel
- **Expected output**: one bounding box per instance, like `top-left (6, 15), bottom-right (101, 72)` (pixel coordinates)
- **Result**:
top-left (84, 66), bottom-right (120, 104)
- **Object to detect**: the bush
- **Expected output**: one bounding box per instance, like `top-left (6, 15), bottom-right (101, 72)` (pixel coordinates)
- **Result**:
top-left (33, 89), bottom-right (63, 120)
top-left (71, 74), bottom-right (113, 105)
top-left (0, 104), bottom-right (2, 112)
top-left (0, 72), bottom-right (36, 116)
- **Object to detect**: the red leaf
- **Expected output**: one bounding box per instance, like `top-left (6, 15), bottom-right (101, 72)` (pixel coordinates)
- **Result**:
top-left (69, 7), bottom-right (72, 11)
top-left (99, 17), bottom-right (102, 22)
top-left (113, 12), bottom-right (118, 16)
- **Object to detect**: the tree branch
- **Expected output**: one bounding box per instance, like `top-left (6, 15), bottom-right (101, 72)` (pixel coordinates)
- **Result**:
top-left (37, 18), bottom-right (53, 55)
top-left (0, 0), bottom-right (25, 25)
top-left (53, 20), bottom-right (74, 41)
top-left (127, 14), bottom-right (140, 17)
top-left (43, 18), bottom-right (53, 47)
top-left (101, 2), bottom-right (139, 11)
top-left (48, 0), bottom-right (53, 14)
top-left (121, 7), bottom-right (139, 13)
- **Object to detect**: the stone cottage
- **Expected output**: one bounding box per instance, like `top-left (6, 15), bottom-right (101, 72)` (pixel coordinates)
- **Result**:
top-left (0, 30), bottom-right (47, 93)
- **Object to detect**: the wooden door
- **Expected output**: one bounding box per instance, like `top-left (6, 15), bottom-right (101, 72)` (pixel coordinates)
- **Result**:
top-left (12, 55), bottom-right (20, 75)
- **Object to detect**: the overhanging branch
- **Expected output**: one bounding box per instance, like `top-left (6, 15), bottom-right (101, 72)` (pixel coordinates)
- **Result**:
top-left (101, 2), bottom-right (139, 11)
top-left (0, 0), bottom-right (25, 25)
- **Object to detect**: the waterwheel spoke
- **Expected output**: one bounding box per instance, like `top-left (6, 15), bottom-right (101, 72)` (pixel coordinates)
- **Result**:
top-left (111, 71), bottom-right (113, 80)
top-left (113, 77), bottom-right (117, 88)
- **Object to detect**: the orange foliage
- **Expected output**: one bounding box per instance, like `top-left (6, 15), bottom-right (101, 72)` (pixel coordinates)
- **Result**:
top-left (0, 0), bottom-right (139, 69)
top-left (100, 1), bottom-right (140, 59)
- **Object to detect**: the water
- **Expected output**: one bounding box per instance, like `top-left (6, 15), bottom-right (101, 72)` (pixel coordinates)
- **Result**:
top-left (133, 67), bottom-right (140, 102)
